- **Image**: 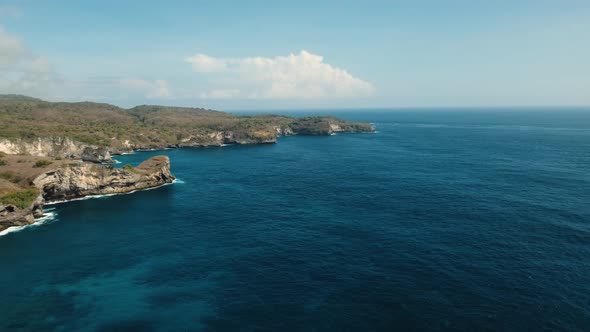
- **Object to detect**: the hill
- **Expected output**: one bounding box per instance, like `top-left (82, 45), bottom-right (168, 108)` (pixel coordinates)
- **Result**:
top-left (0, 95), bottom-right (374, 152)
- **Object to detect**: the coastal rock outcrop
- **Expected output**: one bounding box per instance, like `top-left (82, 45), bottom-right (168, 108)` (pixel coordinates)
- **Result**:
top-left (0, 156), bottom-right (174, 232)
top-left (81, 146), bottom-right (113, 163)
top-left (178, 130), bottom-right (277, 147)
top-left (33, 156), bottom-right (175, 202)
top-left (0, 138), bottom-right (113, 163)
top-left (0, 194), bottom-right (43, 232)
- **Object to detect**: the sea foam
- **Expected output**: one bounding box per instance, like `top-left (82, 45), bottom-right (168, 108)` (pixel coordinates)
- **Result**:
top-left (0, 210), bottom-right (58, 237)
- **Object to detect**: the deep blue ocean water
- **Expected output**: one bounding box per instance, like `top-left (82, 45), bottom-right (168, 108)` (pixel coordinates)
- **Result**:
top-left (1, 109), bottom-right (590, 331)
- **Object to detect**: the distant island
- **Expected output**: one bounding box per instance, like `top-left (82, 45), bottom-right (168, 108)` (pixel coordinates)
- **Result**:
top-left (0, 95), bottom-right (375, 232)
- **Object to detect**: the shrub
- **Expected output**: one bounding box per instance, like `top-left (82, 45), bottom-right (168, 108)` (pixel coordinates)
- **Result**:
top-left (0, 188), bottom-right (39, 209)
top-left (0, 171), bottom-right (14, 180)
top-left (122, 164), bottom-right (141, 174)
top-left (33, 160), bottom-right (53, 168)
top-left (0, 171), bottom-right (23, 183)
top-left (0, 160), bottom-right (6, 166)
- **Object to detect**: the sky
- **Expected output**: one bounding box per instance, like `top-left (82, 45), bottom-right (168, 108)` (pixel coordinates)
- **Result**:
top-left (0, 0), bottom-right (589, 110)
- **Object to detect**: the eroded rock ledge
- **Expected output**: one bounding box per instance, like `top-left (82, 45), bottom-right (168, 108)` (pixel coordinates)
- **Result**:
top-left (34, 155), bottom-right (174, 202)
top-left (0, 156), bottom-right (174, 232)
top-left (0, 195), bottom-right (43, 232)
top-left (0, 138), bottom-right (114, 163)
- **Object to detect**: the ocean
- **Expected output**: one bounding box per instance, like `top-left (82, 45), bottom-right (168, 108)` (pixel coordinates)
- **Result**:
top-left (1, 109), bottom-right (589, 331)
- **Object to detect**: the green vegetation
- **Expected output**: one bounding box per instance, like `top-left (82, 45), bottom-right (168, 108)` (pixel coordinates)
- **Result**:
top-left (33, 160), bottom-right (53, 168)
top-left (0, 160), bottom-right (6, 166)
top-left (122, 164), bottom-right (142, 174)
top-left (0, 95), bottom-right (374, 150)
top-left (0, 188), bottom-right (38, 209)
top-left (0, 171), bottom-right (23, 184)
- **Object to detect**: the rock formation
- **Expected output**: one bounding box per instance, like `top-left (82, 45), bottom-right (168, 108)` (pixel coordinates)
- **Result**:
top-left (0, 194), bottom-right (43, 232)
top-left (0, 138), bottom-right (113, 163)
top-left (0, 156), bottom-right (174, 232)
top-left (34, 156), bottom-right (174, 202)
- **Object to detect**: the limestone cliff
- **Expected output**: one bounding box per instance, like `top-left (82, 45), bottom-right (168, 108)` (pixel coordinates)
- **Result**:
top-left (0, 138), bottom-right (113, 163)
top-left (0, 156), bottom-right (174, 232)
top-left (34, 156), bottom-right (174, 202)
top-left (0, 194), bottom-right (43, 232)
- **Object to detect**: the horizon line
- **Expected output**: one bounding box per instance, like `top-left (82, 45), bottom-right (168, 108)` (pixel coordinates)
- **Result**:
top-left (2, 94), bottom-right (590, 112)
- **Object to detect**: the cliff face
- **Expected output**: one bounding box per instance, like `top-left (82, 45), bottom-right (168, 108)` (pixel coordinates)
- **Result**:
top-left (177, 130), bottom-right (277, 147)
top-left (0, 194), bottom-right (43, 232)
top-left (0, 156), bottom-right (174, 232)
top-left (0, 138), bottom-right (113, 163)
top-left (34, 156), bottom-right (174, 202)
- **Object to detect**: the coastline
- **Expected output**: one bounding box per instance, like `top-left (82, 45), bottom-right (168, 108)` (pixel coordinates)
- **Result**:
top-left (44, 178), bottom-right (179, 206)
top-left (0, 126), bottom-right (375, 236)
top-left (0, 179), bottom-right (179, 237)
top-left (0, 209), bottom-right (57, 237)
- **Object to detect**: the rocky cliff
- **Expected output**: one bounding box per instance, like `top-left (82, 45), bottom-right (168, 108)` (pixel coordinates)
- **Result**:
top-left (0, 95), bottom-right (375, 156)
top-left (0, 156), bottom-right (174, 232)
top-left (34, 156), bottom-right (174, 202)
top-left (0, 138), bottom-right (113, 163)
top-left (0, 194), bottom-right (43, 232)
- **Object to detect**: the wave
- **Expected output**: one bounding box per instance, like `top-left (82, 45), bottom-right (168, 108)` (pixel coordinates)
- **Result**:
top-left (0, 210), bottom-right (58, 237)
top-left (134, 147), bottom-right (173, 152)
top-left (45, 181), bottom-right (177, 205)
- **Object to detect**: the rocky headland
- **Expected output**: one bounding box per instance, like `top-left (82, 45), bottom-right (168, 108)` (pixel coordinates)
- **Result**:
top-left (0, 156), bottom-right (174, 232)
top-left (0, 94), bottom-right (374, 233)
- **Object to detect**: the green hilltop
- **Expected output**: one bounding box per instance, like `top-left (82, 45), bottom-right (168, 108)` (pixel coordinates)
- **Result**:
top-left (0, 95), bottom-right (374, 150)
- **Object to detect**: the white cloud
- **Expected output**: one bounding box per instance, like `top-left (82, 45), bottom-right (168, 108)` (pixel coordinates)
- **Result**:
top-left (119, 78), bottom-right (171, 98)
top-left (0, 25), bottom-right (26, 68)
top-left (184, 50), bottom-right (374, 99)
top-left (0, 25), bottom-right (62, 96)
top-left (184, 54), bottom-right (227, 73)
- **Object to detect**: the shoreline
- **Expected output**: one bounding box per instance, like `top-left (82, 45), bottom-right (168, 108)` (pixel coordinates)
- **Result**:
top-left (44, 178), bottom-right (179, 206)
top-left (1, 132), bottom-right (374, 237)
top-left (0, 180), bottom-right (179, 237)
top-left (109, 130), bottom-right (377, 155)
top-left (0, 209), bottom-right (57, 237)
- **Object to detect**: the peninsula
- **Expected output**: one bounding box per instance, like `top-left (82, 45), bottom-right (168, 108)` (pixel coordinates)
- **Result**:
top-left (0, 95), bottom-right (375, 232)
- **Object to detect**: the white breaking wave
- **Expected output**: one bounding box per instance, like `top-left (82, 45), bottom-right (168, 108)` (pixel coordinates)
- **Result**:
top-left (0, 210), bottom-right (58, 237)
top-left (134, 147), bottom-right (172, 152)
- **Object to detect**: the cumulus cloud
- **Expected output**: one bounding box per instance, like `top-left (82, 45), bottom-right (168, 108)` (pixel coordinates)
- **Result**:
top-left (184, 50), bottom-right (374, 99)
top-left (0, 25), bottom-right (62, 96)
top-left (0, 25), bottom-right (26, 68)
top-left (185, 54), bottom-right (227, 73)
top-left (119, 78), bottom-right (171, 98)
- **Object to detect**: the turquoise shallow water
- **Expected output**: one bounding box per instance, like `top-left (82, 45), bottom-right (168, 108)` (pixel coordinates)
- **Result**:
top-left (1, 109), bottom-right (590, 331)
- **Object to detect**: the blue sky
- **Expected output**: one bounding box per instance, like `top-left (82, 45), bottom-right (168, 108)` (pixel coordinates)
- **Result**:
top-left (0, 0), bottom-right (589, 110)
